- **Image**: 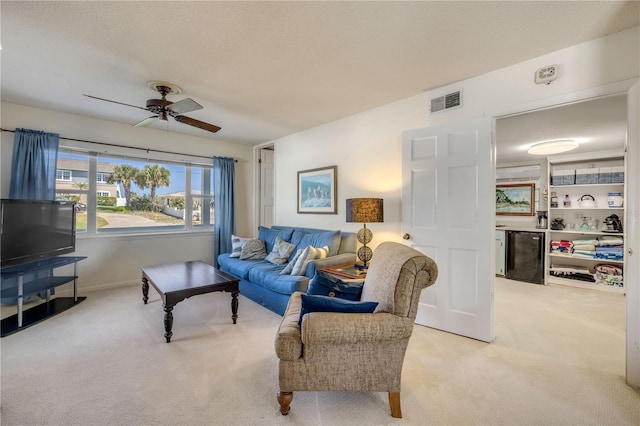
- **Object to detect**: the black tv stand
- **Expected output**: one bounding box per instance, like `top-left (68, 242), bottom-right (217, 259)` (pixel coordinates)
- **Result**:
top-left (1, 256), bottom-right (87, 337)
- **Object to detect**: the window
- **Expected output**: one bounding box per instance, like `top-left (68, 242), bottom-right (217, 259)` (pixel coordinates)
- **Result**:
top-left (191, 167), bottom-right (214, 228)
top-left (56, 170), bottom-right (72, 181)
top-left (56, 153), bottom-right (89, 233)
top-left (56, 148), bottom-right (213, 236)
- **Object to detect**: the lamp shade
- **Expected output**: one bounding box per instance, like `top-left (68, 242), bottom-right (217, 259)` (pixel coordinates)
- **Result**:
top-left (346, 198), bottom-right (384, 223)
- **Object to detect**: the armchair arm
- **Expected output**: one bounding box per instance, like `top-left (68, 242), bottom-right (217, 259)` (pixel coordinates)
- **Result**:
top-left (275, 293), bottom-right (303, 361)
top-left (301, 311), bottom-right (414, 344)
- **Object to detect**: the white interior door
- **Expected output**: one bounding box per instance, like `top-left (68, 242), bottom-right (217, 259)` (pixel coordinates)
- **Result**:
top-left (260, 148), bottom-right (274, 228)
top-left (402, 119), bottom-right (495, 342)
top-left (625, 81), bottom-right (640, 387)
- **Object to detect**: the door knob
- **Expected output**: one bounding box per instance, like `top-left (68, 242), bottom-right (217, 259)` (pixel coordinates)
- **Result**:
top-left (402, 233), bottom-right (411, 240)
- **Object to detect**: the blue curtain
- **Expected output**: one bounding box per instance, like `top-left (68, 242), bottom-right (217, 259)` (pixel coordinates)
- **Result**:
top-left (9, 128), bottom-right (60, 200)
top-left (213, 157), bottom-right (236, 267)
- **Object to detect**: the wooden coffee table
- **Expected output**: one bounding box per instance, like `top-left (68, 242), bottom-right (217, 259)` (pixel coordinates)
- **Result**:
top-left (141, 261), bottom-right (239, 343)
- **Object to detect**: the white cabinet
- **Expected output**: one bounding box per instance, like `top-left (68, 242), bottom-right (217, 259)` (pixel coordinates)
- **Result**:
top-left (546, 152), bottom-right (625, 294)
top-left (495, 230), bottom-right (505, 276)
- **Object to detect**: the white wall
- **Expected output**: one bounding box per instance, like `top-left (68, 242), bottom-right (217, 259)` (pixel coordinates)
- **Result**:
top-left (271, 26), bottom-right (640, 247)
top-left (1, 102), bottom-right (254, 291)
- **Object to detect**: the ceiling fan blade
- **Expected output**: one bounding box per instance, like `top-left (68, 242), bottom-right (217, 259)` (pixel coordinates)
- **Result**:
top-left (134, 116), bottom-right (159, 127)
top-left (167, 98), bottom-right (203, 115)
top-left (173, 115), bottom-right (221, 133)
top-left (84, 94), bottom-right (148, 111)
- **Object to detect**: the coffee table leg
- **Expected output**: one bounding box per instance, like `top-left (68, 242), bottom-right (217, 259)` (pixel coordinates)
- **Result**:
top-left (231, 291), bottom-right (239, 324)
top-left (164, 306), bottom-right (174, 343)
top-left (142, 277), bottom-right (149, 304)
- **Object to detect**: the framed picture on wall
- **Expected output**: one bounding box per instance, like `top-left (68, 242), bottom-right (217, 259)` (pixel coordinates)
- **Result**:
top-left (496, 183), bottom-right (535, 216)
top-left (297, 166), bottom-right (337, 214)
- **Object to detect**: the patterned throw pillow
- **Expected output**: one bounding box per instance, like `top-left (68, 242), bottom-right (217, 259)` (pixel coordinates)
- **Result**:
top-left (229, 234), bottom-right (248, 258)
top-left (239, 239), bottom-right (268, 260)
top-left (289, 245), bottom-right (329, 276)
top-left (265, 237), bottom-right (296, 265)
top-left (281, 248), bottom-right (303, 275)
top-left (258, 226), bottom-right (294, 253)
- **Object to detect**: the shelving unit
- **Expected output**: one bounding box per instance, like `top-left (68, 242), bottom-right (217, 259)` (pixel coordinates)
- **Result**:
top-left (1, 256), bottom-right (87, 337)
top-left (546, 151), bottom-right (625, 294)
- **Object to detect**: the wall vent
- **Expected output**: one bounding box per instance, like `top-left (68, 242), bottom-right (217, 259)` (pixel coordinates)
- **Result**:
top-left (430, 90), bottom-right (462, 114)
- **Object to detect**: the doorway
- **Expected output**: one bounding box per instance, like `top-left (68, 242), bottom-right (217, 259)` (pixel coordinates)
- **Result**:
top-left (494, 94), bottom-right (628, 379)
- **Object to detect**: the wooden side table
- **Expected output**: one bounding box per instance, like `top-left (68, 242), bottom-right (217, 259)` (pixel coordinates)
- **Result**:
top-left (321, 262), bottom-right (367, 280)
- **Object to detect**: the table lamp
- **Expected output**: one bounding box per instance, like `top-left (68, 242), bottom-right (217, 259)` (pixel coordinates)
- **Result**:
top-left (346, 198), bottom-right (384, 270)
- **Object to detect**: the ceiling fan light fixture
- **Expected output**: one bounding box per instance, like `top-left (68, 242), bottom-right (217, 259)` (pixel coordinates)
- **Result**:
top-left (147, 80), bottom-right (181, 95)
top-left (527, 139), bottom-right (579, 155)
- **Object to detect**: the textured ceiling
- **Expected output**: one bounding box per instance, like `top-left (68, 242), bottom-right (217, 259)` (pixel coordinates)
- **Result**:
top-left (1, 1), bottom-right (639, 146)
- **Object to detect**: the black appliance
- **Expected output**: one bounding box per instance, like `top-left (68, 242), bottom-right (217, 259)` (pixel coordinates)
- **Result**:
top-left (506, 231), bottom-right (545, 284)
top-left (550, 218), bottom-right (565, 230)
top-left (604, 214), bottom-right (623, 232)
top-left (1, 199), bottom-right (76, 267)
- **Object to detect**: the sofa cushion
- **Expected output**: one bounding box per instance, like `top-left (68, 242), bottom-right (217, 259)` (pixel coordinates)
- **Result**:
top-left (307, 270), bottom-right (365, 301)
top-left (259, 226), bottom-right (294, 253)
top-left (248, 263), bottom-right (310, 295)
top-left (218, 254), bottom-right (263, 280)
top-left (265, 236), bottom-right (296, 265)
top-left (296, 230), bottom-right (341, 257)
top-left (298, 294), bottom-right (378, 325)
top-left (287, 231), bottom-right (308, 261)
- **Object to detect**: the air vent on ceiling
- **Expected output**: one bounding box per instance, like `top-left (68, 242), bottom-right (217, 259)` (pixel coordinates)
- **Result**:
top-left (430, 90), bottom-right (462, 114)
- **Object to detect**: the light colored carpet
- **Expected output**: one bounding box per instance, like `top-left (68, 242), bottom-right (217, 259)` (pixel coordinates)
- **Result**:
top-left (1, 278), bottom-right (639, 425)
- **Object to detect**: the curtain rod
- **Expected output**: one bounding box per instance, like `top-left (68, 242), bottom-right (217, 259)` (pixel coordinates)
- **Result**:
top-left (0, 128), bottom-right (237, 162)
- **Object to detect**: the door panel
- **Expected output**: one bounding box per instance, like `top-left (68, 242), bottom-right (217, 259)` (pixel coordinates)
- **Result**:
top-left (402, 119), bottom-right (494, 342)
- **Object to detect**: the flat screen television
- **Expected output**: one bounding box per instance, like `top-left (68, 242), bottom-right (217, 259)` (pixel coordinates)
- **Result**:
top-left (1, 199), bottom-right (76, 268)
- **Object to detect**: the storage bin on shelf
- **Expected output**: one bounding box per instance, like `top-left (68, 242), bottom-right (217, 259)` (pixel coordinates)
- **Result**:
top-left (598, 166), bottom-right (624, 183)
top-left (575, 168), bottom-right (599, 184)
top-left (551, 169), bottom-right (575, 185)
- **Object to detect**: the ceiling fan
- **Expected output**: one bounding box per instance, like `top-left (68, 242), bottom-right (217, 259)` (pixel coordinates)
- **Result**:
top-left (84, 81), bottom-right (221, 133)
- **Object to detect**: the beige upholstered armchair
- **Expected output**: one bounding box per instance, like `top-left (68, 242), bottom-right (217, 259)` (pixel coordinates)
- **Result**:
top-left (274, 241), bottom-right (438, 418)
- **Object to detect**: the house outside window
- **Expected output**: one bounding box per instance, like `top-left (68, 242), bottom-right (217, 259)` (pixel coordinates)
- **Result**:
top-left (97, 172), bottom-right (109, 183)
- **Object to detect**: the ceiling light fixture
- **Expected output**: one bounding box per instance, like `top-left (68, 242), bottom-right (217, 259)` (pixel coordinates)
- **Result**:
top-left (527, 139), bottom-right (579, 156)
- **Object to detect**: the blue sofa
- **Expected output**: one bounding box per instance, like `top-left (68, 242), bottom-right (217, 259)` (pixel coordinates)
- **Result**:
top-left (217, 225), bottom-right (356, 315)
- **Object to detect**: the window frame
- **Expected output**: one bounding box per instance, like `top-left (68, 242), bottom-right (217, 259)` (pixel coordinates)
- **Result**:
top-left (96, 172), bottom-right (109, 183)
top-left (56, 169), bottom-right (72, 181)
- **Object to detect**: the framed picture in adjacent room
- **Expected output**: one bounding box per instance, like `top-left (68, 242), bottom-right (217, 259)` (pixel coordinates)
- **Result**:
top-left (496, 183), bottom-right (535, 216)
top-left (297, 166), bottom-right (337, 214)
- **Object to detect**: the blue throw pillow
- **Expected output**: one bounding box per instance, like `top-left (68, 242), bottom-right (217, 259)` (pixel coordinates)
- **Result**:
top-left (298, 294), bottom-right (378, 325)
top-left (307, 271), bottom-right (364, 301)
top-left (258, 226), bottom-right (294, 253)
